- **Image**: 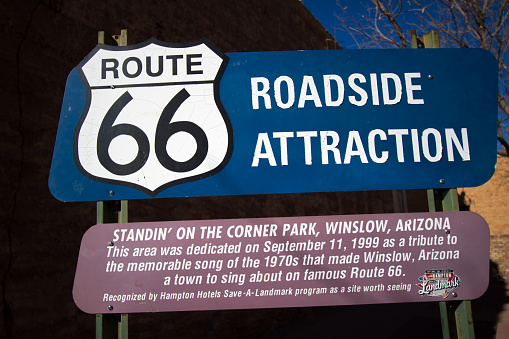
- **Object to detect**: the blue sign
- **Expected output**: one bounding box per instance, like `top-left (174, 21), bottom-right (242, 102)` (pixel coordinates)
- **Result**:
top-left (49, 38), bottom-right (498, 202)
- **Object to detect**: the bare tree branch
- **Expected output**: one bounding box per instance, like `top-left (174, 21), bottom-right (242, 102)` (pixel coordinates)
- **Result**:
top-left (371, 0), bottom-right (409, 47)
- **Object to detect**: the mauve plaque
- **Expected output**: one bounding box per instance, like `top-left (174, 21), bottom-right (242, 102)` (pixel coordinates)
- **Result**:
top-left (73, 211), bottom-right (489, 314)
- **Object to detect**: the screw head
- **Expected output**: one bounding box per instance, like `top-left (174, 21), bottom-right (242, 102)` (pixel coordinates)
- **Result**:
top-left (109, 190), bottom-right (115, 196)
top-left (439, 179), bottom-right (445, 184)
top-left (108, 241), bottom-right (114, 246)
top-left (108, 305), bottom-right (114, 311)
top-left (428, 74), bottom-right (434, 79)
top-left (445, 229), bottom-right (450, 234)
top-left (451, 292), bottom-right (458, 298)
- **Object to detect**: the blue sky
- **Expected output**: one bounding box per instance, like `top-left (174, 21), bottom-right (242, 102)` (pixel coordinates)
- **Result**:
top-left (301, 0), bottom-right (415, 48)
top-left (302, 0), bottom-right (354, 47)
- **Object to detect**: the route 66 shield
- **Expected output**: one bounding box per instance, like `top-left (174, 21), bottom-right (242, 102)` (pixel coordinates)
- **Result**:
top-left (72, 38), bottom-right (232, 197)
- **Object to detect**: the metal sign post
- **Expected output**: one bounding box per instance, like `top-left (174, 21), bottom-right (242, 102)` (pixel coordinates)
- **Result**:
top-left (412, 30), bottom-right (476, 339)
top-left (96, 30), bottom-right (129, 339)
top-left (52, 29), bottom-right (496, 338)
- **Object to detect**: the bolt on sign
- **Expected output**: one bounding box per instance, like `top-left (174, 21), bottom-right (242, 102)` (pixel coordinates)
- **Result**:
top-left (49, 38), bottom-right (498, 202)
top-left (72, 211), bottom-right (489, 314)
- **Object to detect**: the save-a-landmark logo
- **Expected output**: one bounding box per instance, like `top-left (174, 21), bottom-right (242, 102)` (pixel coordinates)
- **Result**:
top-left (417, 269), bottom-right (460, 298)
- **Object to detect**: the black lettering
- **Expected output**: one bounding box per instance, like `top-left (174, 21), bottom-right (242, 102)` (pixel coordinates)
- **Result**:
top-left (102, 59), bottom-right (119, 79)
top-left (122, 57), bottom-right (142, 78)
top-left (146, 55), bottom-right (164, 77)
top-left (187, 54), bottom-right (203, 75)
top-left (166, 55), bottom-right (183, 75)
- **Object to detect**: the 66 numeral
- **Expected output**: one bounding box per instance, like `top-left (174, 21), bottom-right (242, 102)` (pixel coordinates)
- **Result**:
top-left (97, 89), bottom-right (208, 176)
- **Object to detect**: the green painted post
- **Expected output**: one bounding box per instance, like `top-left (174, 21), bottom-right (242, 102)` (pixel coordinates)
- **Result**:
top-left (413, 30), bottom-right (476, 339)
top-left (96, 313), bottom-right (120, 339)
top-left (96, 200), bottom-right (129, 339)
top-left (96, 29), bottom-right (129, 339)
